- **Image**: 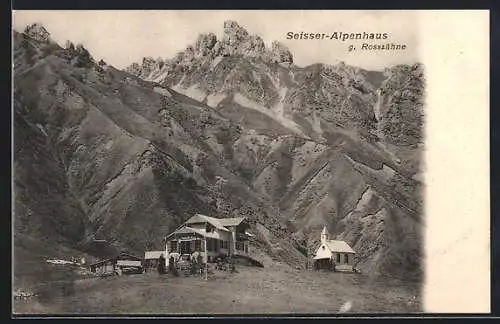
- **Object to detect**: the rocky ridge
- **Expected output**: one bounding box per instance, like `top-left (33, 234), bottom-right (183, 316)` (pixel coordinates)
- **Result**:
top-left (126, 20), bottom-right (293, 81)
top-left (125, 21), bottom-right (410, 147)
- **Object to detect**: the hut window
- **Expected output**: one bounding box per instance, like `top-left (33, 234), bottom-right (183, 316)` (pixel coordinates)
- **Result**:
top-left (170, 241), bottom-right (177, 252)
top-left (195, 240), bottom-right (201, 251)
top-left (344, 254), bottom-right (349, 264)
top-left (337, 253), bottom-right (341, 263)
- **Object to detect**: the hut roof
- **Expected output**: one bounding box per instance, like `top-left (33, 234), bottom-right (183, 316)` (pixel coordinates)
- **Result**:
top-left (325, 240), bottom-right (356, 254)
top-left (219, 217), bottom-right (247, 227)
top-left (166, 226), bottom-right (220, 240)
top-left (116, 260), bottom-right (142, 267)
top-left (144, 251), bottom-right (165, 260)
top-left (185, 214), bottom-right (230, 232)
top-left (88, 251), bottom-right (142, 266)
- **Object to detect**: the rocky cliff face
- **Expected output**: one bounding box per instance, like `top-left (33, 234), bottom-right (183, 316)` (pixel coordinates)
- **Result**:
top-left (14, 22), bottom-right (424, 282)
top-left (377, 64), bottom-right (425, 146)
top-left (126, 21), bottom-right (393, 147)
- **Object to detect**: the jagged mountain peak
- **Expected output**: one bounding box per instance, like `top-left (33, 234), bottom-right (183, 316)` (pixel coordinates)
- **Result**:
top-left (219, 20), bottom-right (278, 60)
top-left (123, 19), bottom-right (393, 143)
top-left (194, 32), bottom-right (218, 56)
top-left (269, 40), bottom-right (293, 65)
top-left (223, 19), bottom-right (249, 39)
top-left (23, 23), bottom-right (51, 43)
top-left (126, 19), bottom-right (294, 79)
top-left (223, 19), bottom-right (245, 31)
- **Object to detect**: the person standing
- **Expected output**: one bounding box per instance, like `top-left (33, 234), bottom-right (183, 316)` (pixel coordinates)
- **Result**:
top-left (169, 255), bottom-right (175, 273)
top-left (158, 254), bottom-right (166, 274)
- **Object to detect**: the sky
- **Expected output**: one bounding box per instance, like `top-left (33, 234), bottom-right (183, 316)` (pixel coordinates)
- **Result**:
top-left (12, 10), bottom-right (419, 71)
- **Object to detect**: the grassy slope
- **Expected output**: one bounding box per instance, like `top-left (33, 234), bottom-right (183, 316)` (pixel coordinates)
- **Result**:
top-left (14, 265), bottom-right (420, 314)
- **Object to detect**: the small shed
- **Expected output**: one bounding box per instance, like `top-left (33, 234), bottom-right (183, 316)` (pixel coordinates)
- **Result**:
top-left (89, 252), bottom-right (143, 276)
top-left (144, 251), bottom-right (166, 271)
top-left (89, 258), bottom-right (116, 276)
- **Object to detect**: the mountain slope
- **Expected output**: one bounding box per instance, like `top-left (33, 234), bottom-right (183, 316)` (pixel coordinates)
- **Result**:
top-left (14, 22), bottom-right (424, 284)
top-left (126, 21), bottom-right (424, 279)
top-left (13, 26), bottom-right (305, 265)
